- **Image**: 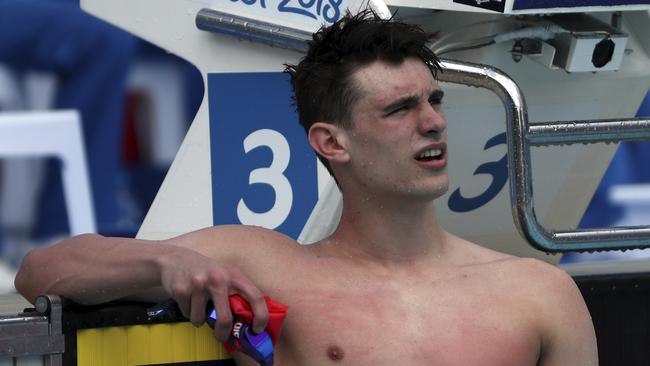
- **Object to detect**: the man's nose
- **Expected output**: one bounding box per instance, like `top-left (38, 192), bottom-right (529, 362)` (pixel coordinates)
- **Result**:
top-left (417, 103), bottom-right (446, 136)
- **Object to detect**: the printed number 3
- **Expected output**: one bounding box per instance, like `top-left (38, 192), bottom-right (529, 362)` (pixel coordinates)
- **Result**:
top-left (448, 132), bottom-right (508, 213)
top-left (237, 129), bottom-right (293, 229)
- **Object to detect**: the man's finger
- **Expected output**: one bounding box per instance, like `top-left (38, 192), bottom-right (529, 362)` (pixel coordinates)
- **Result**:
top-left (233, 277), bottom-right (269, 334)
top-left (189, 291), bottom-right (208, 327)
top-left (211, 289), bottom-right (233, 342)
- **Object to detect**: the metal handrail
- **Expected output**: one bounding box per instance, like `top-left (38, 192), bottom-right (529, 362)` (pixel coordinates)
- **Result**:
top-left (195, 9), bottom-right (650, 252)
top-left (437, 60), bottom-right (650, 252)
top-left (196, 9), bottom-right (311, 52)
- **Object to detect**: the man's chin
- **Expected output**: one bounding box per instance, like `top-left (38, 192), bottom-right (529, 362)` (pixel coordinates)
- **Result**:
top-left (429, 184), bottom-right (450, 201)
top-left (405, 182), bottom-right (449, 202)
top-left (427, 176), bottom-right (449, 197)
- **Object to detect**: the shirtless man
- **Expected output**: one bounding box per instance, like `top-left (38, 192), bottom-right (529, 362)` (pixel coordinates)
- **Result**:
top-left (15, 10), bottom-right (597, 366)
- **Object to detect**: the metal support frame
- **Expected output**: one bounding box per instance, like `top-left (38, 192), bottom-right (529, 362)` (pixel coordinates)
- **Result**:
top-left (195, 9), bottom-right (650, 252)
top-left (434, 61), bottom-right (650, 252)
top-left (0, 295), bottom-right (64, 365)
top-left (196, 9), bottom-right (311, 52)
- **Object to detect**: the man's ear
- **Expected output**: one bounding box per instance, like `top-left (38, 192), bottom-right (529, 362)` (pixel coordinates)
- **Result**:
top-left (308, 122), bottom-right (350, 163)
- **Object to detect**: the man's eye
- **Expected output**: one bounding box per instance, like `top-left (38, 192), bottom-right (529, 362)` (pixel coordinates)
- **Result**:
top-left (387, 105), bottom-right (409, 116)
top-left (429, 97), bottom-right (442, 106)
top-left (429, 90), bottom-right (445, 107)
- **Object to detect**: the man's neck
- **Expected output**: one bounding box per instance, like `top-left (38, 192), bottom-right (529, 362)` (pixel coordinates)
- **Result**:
top-left (324, 191), bottom-right (447, 267)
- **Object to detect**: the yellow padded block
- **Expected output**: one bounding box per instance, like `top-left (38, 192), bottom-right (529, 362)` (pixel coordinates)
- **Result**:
top-left (77, 322), bottom-right (231, 366)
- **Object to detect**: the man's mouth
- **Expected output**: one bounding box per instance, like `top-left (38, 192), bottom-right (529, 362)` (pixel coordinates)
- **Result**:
top-left (415, 148), bottom-right (444, 162)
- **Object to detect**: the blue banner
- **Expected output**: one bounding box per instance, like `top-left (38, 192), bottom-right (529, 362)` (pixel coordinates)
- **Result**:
top-left (208, 72), bottom-right (319, 239)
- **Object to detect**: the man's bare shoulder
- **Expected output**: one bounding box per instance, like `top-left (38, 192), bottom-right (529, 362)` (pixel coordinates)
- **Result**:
top-left (217, 224), bottom-right (298, 247)
top-left (445, 235), bottom-right (596, 364)
top-left (162, 225), bottom-right (307, 272)
top-left (444, 231), bottom-right (578, 295)
top-left (460, 240), bottom-right (597, 365)
top-left (443, 231), bottom-right (516, 266)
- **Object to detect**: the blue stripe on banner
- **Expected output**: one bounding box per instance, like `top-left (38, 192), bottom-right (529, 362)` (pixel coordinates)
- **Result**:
top-left (512, 0), bottom-right (650, 10)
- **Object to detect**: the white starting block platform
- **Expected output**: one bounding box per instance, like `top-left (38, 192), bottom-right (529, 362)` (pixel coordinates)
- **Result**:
top-left (77, 0), bottom-right (650, 262)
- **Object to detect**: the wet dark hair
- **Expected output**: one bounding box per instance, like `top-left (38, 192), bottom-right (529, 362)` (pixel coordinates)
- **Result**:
top-left (285, 9), bottom-right (441, 177)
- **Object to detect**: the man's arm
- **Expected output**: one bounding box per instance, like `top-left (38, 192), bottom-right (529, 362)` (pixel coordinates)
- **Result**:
top-left (14, 225), bottom-right (294, 340)
top-left (535, 262), bottom-right (598, 366)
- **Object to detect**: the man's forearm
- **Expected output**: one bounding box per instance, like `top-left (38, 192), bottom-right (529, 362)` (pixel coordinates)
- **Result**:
top-left (14, 225), bottom-right (282, 341)
top-left (14, 233), bottom-right (173, 304)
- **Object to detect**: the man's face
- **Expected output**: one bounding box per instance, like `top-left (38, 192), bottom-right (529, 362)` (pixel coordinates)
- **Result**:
top-left (341, 57), bottom-right (448, 201)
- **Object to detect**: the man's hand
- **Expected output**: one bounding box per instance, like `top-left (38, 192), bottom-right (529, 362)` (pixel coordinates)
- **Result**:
top-left (159, 249), bottom-right (269, 341)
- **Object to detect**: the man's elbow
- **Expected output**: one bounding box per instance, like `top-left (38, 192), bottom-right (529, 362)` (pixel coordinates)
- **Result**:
top-left (14, 248), bottom-right (47, 304)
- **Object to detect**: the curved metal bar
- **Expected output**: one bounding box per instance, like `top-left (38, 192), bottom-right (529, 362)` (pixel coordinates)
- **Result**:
top-left (194, 11), bottom-right (650, 252)
top-left (437, 60), bottom-right (544, 250)
top-left (439, 59), bottom-right (650, 252)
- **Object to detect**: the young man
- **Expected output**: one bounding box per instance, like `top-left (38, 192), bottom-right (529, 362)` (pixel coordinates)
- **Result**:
top-left (15, 11), bottom-right (598, 366)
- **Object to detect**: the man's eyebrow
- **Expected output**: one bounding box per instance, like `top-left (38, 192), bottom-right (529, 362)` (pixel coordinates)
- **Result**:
top-left (382, 95), bottom-right (419, 114)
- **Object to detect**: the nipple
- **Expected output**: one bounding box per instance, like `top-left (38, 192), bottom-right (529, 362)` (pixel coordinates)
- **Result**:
top-left (327, 345), bottom-right (345, 361)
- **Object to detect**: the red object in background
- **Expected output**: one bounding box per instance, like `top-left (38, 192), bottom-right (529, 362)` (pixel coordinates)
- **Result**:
top-left (122, 91), bottom-right (140, 163)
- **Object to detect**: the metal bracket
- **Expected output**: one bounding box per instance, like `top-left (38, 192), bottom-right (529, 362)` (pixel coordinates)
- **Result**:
top-left (0, 295), bottom-right (64, 365)
top-left (194, 10), bottom-right (650, 252)
top-left (196, 8), bottom-right (311, 53)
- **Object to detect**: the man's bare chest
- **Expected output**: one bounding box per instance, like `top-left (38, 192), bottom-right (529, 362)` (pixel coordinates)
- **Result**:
top-left (270, 274), bottom-right (541, 366)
